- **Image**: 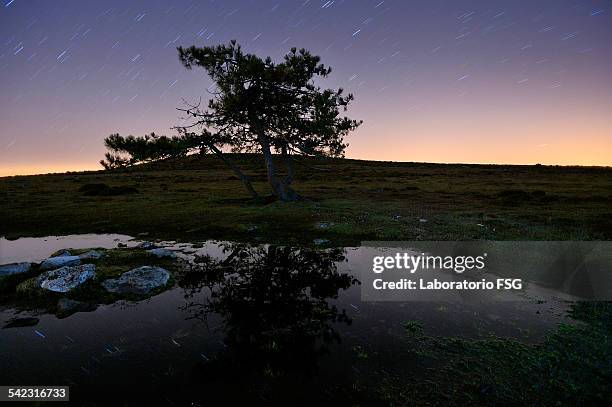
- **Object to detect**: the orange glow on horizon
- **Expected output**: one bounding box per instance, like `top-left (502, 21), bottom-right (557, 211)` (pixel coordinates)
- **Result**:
top-left (1, 140), bottom-right (610, 178)
top-left (0, 163), bottom-right (101, 178)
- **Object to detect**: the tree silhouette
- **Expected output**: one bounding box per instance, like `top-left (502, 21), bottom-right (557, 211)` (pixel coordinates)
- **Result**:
top-left (176, 244), bottom-right (358, 379)
top-left (100, 132), bottom-right (204, 170)
top-left (99, 41), bottom-right (361, 201)
top-left (176, 41), bottom-right (361, 201)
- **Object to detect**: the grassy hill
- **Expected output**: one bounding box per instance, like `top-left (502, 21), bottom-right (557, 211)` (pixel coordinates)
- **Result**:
top-left (1, 154), bottom-right (611, 243)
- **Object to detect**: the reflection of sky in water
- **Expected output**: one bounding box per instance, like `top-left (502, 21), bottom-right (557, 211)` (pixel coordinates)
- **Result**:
top-left (0, 234), bottom-right (576, 404)
top-left (0, 234), bottom-right (138, 264)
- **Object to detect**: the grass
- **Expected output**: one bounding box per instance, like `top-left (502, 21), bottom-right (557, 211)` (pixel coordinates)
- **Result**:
top-left (350, 302), bottom-right (612, 406)
top-left (1, 154), bottom-right (611, 244)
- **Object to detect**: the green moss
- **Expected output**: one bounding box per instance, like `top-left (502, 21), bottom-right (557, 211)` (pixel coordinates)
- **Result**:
top-left (15, 276), bottom-right (46, 299)
top-left (91, 248), bottom-right (177, 277)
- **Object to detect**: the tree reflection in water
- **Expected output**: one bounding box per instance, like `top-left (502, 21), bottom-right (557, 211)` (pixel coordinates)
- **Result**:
top-left (177, 244), bottom-right (359, 380)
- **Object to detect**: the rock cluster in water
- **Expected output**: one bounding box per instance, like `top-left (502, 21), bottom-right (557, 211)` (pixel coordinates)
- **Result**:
top-left (2, 244), bottom-right (177, 317)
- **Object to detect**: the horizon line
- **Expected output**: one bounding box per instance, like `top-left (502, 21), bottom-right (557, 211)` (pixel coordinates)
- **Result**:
top-left (2, 154), bottom-right (611, 178)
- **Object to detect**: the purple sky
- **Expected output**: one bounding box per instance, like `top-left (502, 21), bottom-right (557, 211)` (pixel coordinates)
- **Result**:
top-left (1, 0), bottom-right (611, 175)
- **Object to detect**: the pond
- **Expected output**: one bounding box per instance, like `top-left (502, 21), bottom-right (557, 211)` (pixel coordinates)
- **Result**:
top-left (0, 235), bottom-right (576, 405)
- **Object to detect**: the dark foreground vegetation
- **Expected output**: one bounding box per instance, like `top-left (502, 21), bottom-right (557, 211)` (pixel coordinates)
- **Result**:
top-left (356, 301), bottom-right (612, 406)
top-left (1, 154), bottom-right (611, 243)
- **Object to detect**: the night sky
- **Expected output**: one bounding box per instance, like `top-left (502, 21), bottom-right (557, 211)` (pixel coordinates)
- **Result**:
top-left (1, 0), bottom-right (611, 176)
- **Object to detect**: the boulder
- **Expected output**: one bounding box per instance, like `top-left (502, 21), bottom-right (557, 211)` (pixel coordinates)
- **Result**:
top-left (40, 255), bottom-right (81, 271)
top-left (147, 248), bottom-right (177, 259)
top-left (102, 266), bottom-right (170, 295)
top-left (39, 264), bottom-right (96, 293)
top-left (79, 250), bottom-right (104, 260)
top-left (0, 262), bottom-right (32, 277)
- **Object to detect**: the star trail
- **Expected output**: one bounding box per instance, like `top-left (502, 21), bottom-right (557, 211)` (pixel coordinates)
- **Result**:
top-left (0, 0), bottom-right (610, 175)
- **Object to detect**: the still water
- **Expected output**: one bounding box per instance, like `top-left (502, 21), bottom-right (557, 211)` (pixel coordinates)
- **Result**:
top-left (0, 235), bottom-right (573, 405)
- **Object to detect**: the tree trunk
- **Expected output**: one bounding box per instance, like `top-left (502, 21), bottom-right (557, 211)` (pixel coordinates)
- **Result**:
top-left (280, 145), bottom-right (299, 201)
top-left (259, 136), bottom-right (299, 201)
top-left (282, 145), bottom-right (293, 184)
top-left (206, 142), bottom-right (260, 200)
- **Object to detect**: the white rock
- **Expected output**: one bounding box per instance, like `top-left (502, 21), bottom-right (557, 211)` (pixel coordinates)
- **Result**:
top-left (39, 264), bottom-right (96, 293)
top-left (102, 266), bottom-right (170, 295)
top-left (40, 255), bottom-right (81, 271)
